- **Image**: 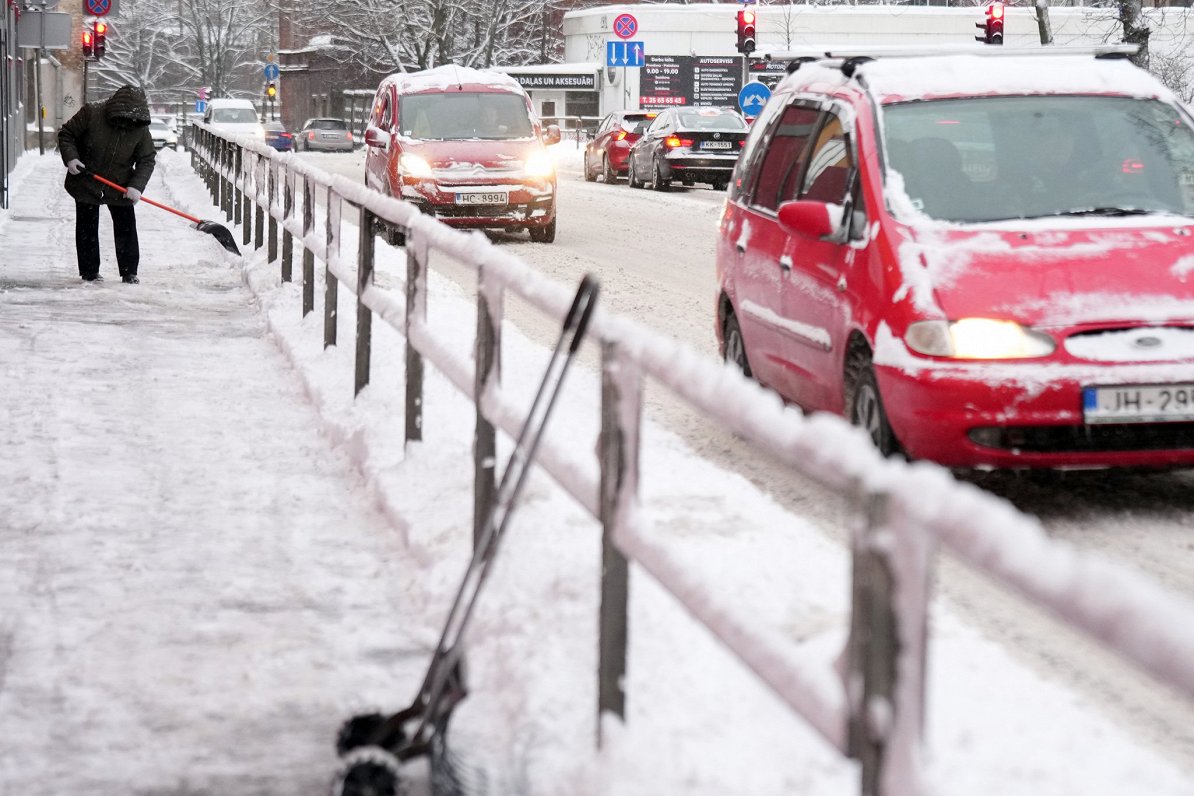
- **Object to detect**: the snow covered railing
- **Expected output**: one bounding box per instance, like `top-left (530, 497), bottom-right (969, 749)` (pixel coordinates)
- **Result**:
top-left (188, 126), bottom-right (1194, 795)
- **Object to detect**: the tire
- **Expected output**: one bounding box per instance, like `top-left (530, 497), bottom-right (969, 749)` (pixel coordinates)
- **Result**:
top-left (723, 312), bottom-right (753, 379)
top-left (845, 348), bottom-right (901, 458)
top-left (529, 217), bottom-right (557, 243)
top-left (650, 158), bottom-right (670, 192)
top-left (583, 151), bottom-right (597, 182)
top-left (627, 155), bottom-right (639, 188)
top-left (602, 154), bottom-right (617, 184)
top-left (712, 179), bottom-right (728, 192)
top-left (331, 748), bottom-right (403, 796)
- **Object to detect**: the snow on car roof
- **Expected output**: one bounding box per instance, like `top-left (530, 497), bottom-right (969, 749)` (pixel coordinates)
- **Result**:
top-left (778, 51), bottom-right (1177, 105)
top-left (378, 65), bottom-right (525, 96)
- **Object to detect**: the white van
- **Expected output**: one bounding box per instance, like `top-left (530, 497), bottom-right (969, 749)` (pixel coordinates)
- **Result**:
top-left (202, 98), bottom-right (265, 141)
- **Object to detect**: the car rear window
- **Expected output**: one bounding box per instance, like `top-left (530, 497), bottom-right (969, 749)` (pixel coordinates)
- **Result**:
top-left (677, 109), bottom-right (747, 131)
top-left (620, 114), bottom-right (653, 133)
top-left (211, 108), bottom-right (258, 124)
top-left (398, 92), bottom-right (534, 140)
top-left (309, 119), bottom-right (348, 130)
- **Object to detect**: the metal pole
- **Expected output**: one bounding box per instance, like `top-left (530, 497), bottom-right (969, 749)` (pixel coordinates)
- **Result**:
top-left (35, 46), bottom-right (45, 154)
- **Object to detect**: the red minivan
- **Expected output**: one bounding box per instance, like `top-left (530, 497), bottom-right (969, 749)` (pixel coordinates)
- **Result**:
top-left (364, 66), bottom-right (561, 242)
top-left (716, 48), bottom-right (1194, 470)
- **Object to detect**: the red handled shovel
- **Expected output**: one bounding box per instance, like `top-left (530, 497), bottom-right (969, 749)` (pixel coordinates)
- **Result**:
top-left (86, 170), bottom-right (241, 256)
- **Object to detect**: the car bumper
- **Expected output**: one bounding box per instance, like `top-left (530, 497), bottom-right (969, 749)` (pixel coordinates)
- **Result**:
top-left (877, 360), bottom-right (1194, 470)
top-left (661, 151), bottom-right (739, 181)
top-left (400, 180), bottom-right (555, 229)
top-left (305, 140), bottom-right (354, 152)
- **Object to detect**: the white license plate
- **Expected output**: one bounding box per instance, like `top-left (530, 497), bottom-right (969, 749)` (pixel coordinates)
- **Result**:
top-left (1082, 383), bottom-right (1194, 424)
top-left (455, 191), bottom-right (507, 205)
top-left (702, 141), bottom-right (733, 150)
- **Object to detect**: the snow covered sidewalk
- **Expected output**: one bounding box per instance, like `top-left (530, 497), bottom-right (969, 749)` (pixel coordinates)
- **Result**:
top-left (2, 149), bottom-right (1192, 795)
top-left (0, 152), bottom-right (426, 791)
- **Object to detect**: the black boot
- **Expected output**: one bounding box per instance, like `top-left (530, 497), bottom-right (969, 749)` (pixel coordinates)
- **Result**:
top-left (122, 275), bottom-right (139, 284)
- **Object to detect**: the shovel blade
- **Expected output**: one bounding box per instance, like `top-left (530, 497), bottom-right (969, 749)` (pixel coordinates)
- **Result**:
top-left (195, 220), bottom-right (242, 256)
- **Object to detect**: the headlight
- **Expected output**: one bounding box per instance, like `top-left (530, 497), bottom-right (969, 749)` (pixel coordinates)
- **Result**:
top-left (905, 319), bottom-right (1055, 359)
top-left (399, 153), bottom-right (433, 178)
top-left (524, 151), bottom-right (554, 178)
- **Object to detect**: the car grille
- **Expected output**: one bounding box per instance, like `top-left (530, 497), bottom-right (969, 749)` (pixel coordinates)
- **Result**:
top-left (968, 423), bottom-right (1194, 453)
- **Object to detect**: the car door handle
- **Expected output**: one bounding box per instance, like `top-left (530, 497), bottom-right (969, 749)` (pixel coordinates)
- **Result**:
top-left (736, 241), bottom-right (746, 254)
top-left (779, 255), bottom-right (793, 272)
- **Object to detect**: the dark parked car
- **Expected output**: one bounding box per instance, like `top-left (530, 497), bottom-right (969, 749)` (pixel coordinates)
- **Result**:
top-left (583, 110), bottom-right (655, 183)
top-left (626, 106), bottom-right (748, 191)
top-left (264, 121), bottom-right (294, 152)
top-left (296, 118), bottom-right (355, 152)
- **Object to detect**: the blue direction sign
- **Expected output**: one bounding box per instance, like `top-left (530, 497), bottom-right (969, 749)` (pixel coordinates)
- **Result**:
top-left (264, 62), bottom-right (280, 80)
top-left (738, 81), bottom-right (772, 118)
top-left (195, 99), bottom-right (208, 114)
top-left (606, 40), bottom-right (645, 68)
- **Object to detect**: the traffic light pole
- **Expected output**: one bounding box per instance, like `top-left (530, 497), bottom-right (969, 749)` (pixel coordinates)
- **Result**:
top-left (82, 57), bottom-right (88, 105)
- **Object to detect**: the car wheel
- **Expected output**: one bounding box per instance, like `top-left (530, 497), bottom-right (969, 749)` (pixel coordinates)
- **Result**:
top-left (650, 158), bottom-right (669, 192)
top-left (529, 217), bottom-right (557, 243)
top-left (712, 179), bottom-right (728, 192)
top-left (602, 154), bottom-right (617, 184)
top-left (845, 348), bottom-right (901, 458)
top-left (583, 151), bottom-right (597, 182)
top-left (723, 312), bottom-right (752, 379)
top-left (627, 155), bottom-right (638, 188)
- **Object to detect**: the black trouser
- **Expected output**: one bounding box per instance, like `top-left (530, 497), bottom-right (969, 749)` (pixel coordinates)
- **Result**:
top-left (75, 201), bottom-right (139, 279)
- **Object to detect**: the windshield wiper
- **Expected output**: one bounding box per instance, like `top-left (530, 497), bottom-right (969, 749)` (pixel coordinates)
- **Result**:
top-left (1056, 207), bottom-right (1157, 217)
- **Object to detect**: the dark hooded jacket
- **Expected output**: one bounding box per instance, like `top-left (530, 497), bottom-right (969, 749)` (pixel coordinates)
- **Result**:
top-left (58, 85), bottom-right (156, 206)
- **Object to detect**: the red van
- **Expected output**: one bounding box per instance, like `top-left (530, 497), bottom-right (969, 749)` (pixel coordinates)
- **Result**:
top-left (364, 66), bottom-right (561, 243)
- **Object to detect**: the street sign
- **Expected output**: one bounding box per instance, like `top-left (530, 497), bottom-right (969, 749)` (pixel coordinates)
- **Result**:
top-left (195, 99), bottom-right (207, 114)
top-left (85, 0), bottom-right (112, 17)
top-left (738, 81), bottom-right (771, 118)
top-left (15, 11), bottom-right (72, 49)
top-left (612, 13), bottom-right (638, 40)
top-left (606, 40), bottom-right (644, 68)
top-left (264, 62), bottom-right (280, 80)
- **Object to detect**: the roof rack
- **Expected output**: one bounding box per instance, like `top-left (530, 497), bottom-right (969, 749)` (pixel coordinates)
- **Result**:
top-left (762, 42), bottom-right (1139, 64)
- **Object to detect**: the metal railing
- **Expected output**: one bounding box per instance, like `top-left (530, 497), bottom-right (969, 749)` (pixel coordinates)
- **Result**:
top-left (188, 122), bottom-right (1194, 795)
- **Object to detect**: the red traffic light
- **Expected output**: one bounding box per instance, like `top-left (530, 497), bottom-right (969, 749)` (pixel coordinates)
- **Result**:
top-left (736, 8), bottom-right (757, 55)
top-left (742, 10), bottom-right (755, 24)
top-left (95, 21), bottom-right (107, 34)
top-left (81, 29), bottom-right (94, 58)
top-left (988, 2), bottom-right (1004, 18)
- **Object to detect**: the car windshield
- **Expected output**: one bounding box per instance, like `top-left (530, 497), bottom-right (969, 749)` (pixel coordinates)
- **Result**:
top-left (150, 122), bottom-right (169, 132)
top-left (398, 92), bottom-right (534, 140)
top-left (676, 109), bottom-right (747, 131)
top-left (211, 108), bottom-right (258, 124)
top-left (308, 119), bottom-right (347, 130)
top-left (882, 95), bottom-right (1194, 222)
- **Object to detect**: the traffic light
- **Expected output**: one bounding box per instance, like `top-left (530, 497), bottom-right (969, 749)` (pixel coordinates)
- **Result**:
top-left (736, 8), bottom-right (757, 55)
top-left (94, 21), bottom-right (107, 58)
top-left (81, 28), bottom-right (94, 59)
top-left (975, 2), bottom-right (1005, 45)
top-left (266, 82), bottom-right (277, 100)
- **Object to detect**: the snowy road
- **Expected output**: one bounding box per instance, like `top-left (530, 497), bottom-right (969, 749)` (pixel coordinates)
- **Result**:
top-left (300, 147), bottom-right (1194, 774)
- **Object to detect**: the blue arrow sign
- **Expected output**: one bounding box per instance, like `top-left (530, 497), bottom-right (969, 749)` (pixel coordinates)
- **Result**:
top-left (606, 40), bottom-right (645, 68)
top-left (195, 99), bottom-right (208, 114)
top-left (264, 62), bottom-right (280, 80)
top-left (738, 81), bottom-right (772, 118)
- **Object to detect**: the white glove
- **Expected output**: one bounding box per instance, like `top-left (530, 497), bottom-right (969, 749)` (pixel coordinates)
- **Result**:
top-left (66, 159), bottom-right (86, 175)
top-left (125, 188), bottom-right (141, 204)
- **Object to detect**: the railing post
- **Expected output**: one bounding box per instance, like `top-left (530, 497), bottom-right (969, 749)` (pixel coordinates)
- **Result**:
top-left (302, 175), bottom-right (315, 316)
top-left (281, 167), bottom-right (294, 282)
top-left (254, 154), bottom-right (265, 251)
top-left (597, 342), bottom-right (640, 746)
top-left (240, 149), bottom-right (251, 248)
top-left (355, 208), bottom-right (374, 396)
top-left (473, 268), bottom-right (501, 548)
top-left (845, 488), bottom-right (931, 796)
top-left (404, 229), bottom-right (425, 445)
top-left (324, 187), bottom-right (340, 349)
top-left (268, 160), bottom-right (278, 262)
top-left (235, 146), bottom-right (244, 231)
top-left (222, 143), bottom-right (232, 220)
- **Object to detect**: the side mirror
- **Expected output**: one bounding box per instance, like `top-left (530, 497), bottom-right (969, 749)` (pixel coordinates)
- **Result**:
top-left (777, 200), bottom-right (838, 240)
top-left (364, 126), bottom-right (387, 149)
top-left (543, 124), bottom-right (561, 146)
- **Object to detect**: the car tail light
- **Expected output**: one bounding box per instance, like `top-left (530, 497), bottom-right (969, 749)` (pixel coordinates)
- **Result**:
top-left (307, 131), bottom-right (315, 140)
top-left (739, 140), bottom-right (746, 147)
top-left (614, 131), bottom-right (627, 141)
top-left (1122, 158), bottom-right (1144, 174)
top-left (346, 131), bottom-right (354, 141)
top-left (664, 136), bottom-right (693, 149)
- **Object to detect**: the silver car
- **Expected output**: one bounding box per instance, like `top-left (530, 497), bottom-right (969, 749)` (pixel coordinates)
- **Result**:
top-left (295, 118), bottom-right (355, 152)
